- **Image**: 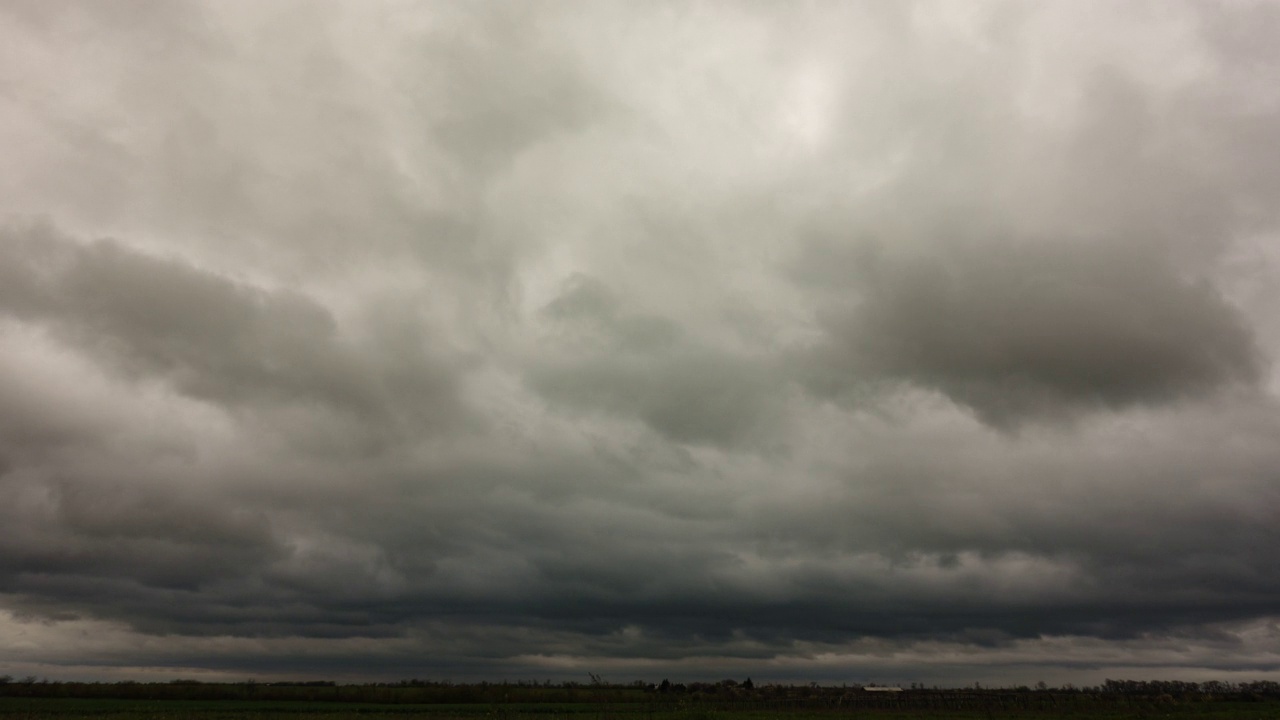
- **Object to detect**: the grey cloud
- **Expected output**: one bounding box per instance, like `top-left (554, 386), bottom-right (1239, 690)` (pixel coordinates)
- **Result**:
top-left (0, 223), bottom-right (463, 444)
top-left (419, 6), bottom-right (612, 178)
top-left (2, 0), bottom-right (1280, 687)
top-left (531, 275), bottom-right (782, 448)
top-left (800, 239), bottom-right (1261, 426)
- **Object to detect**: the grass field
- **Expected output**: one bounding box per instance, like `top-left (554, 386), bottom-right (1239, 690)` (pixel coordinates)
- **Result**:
top-left (2, 696), bottom-right (1279, 720)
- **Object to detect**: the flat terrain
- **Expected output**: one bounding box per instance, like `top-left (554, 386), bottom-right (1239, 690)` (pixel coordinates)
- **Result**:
top-left (2, 696), bottom-right (1279, 720)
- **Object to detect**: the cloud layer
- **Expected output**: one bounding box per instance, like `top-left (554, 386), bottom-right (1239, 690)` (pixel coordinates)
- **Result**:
top-left (2, 1), bottom-right (1280, 685)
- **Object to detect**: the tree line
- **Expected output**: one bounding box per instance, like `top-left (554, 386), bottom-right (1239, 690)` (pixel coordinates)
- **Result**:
top-left (1, 675), bottom-right (1277, 705)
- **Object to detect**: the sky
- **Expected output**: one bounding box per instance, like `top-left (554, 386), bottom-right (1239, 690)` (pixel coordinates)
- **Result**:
top-left (2, 0), bottom-right (1280, 688)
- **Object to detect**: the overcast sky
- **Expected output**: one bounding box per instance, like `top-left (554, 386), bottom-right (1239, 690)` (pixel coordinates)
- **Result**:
top-left (3, 0), bottom-right (1280, 687)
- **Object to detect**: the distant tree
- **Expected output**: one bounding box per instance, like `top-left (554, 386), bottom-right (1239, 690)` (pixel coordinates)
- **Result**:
top-left (742, 677), bottom-right (754, 690)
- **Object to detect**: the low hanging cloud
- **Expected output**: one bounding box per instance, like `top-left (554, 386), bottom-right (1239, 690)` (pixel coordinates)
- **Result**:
top-left (800, 238), bottom-right (1262, 427)
top-left (0, 223), bottom-right (465, 448)
top-left (530, 274), bottom-right (783, 448)
top-left (2, 0), bottom-right (1280, 687)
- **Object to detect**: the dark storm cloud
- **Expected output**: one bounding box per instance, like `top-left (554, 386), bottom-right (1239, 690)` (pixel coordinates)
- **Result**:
top-left (530, 275), bottom-right (782, 447)
top-left (799, 238), bottom-right (1261, 426)
top-left (2, 0), bottom-right (1280, 687)
top-left (0, 222), bottom-right (462, 441)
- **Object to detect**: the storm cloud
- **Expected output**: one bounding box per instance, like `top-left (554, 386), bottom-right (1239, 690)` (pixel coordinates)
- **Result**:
top-left (800, 238), bottom-right (1261, 426)
top-left (2, 0), bottom-right (1280, 686)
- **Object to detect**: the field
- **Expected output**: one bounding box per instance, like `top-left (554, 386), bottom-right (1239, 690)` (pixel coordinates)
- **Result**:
top-left (2, 681), bottom-right (1279, 720)
top-left (2, 694), bottom-right (1279, 720)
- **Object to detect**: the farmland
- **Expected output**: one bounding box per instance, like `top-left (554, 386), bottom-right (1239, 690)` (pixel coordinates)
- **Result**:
top-left (1, 680), bottom-right (1278, 720)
